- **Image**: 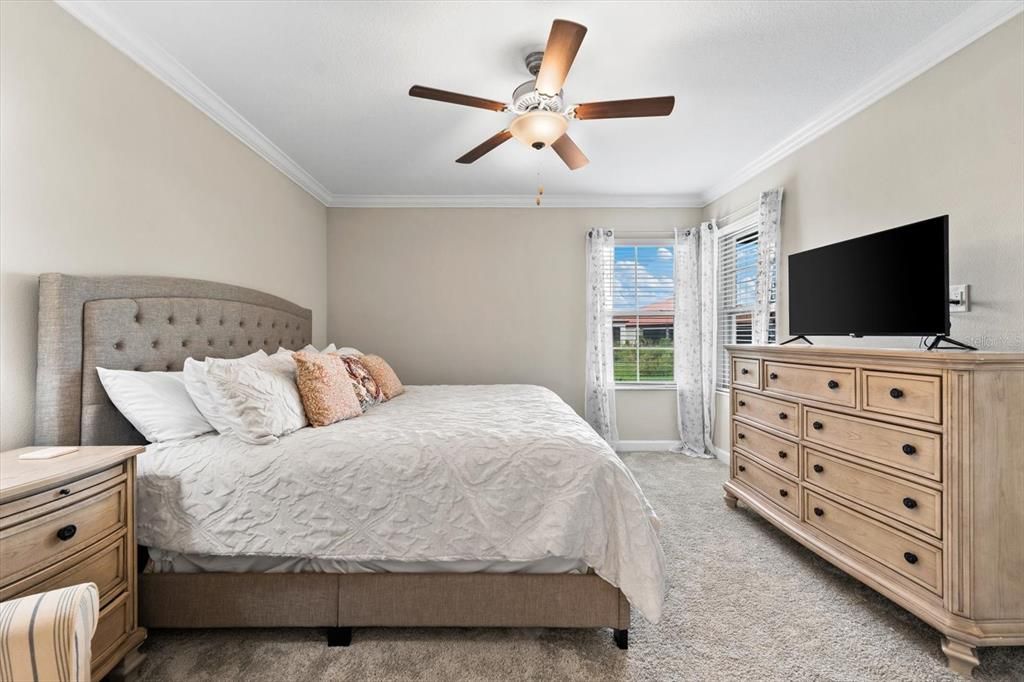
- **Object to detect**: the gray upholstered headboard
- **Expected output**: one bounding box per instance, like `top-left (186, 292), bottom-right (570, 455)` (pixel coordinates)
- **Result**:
top-left (35, 273), bottom-right (313, 446)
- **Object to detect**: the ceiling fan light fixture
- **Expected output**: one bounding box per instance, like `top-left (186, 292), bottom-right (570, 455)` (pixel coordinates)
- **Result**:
top-left (509, 111), bottom-right (568, 150)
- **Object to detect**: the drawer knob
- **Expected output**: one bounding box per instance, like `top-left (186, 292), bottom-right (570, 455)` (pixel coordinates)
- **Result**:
top-left (903, 552), bottom-right (918, 565)
top-left (737, 465), bottom-right (746, 472)
top-left (778, 412), bottom-right (788, 420)
top-left (778, 451), bottom-right (788, 459)
top-left (813, 464), bottom-right (824, 474)
top-left (827, 379), bottom-right (839, 389)
top-left (813, 507), bottom-right (824, 517)
top-left (738, 400), bottom-right (746, 407)
top-left (737, 432), bottom-right (746, 440)
top-left (812, 421), bottom-right (824, 430)
top-left (58, 488), bottom-right (71, 496)
top-left (778, 489), bottom-right (789, 498)
top-left (56, 524), bottom-right (77, 542)
top-left (890, 387), bottom-right (904, 399)
top-left (740, 368), bottom-right (749, 375)
top-left (902, 497), bottom-right (918, 509)
top-left (902, 443), bottom-right (917, 455)
top-left (769, 372), bottom-right (778, 380)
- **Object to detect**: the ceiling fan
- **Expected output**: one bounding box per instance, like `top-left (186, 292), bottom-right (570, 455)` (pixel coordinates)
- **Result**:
top-left (409, 19), bottom-right (674, 171)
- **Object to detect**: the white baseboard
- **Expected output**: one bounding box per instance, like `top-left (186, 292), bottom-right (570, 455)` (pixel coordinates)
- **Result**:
top-left (614, 440), bottom-right (682, 452)
top-left (711, 445), bottom-right (730, 464)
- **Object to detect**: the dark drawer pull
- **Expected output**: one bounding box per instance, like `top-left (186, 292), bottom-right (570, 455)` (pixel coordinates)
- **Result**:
top-left (813, 507), bottom-right (824, 517)
top-left (779, 489), bottom-right (789, 498)
top-left (812, 421), bottom-right (824, 430)
top-left (738, 400), bottom-right (746, 407)
top-left (903, 552), bottom-right (918, 565)
top-left (737, 432), bottom-right (746, 440)
top-left (827, 379), bottom-right (839, 389)
top-left (778, 412), bottom-right (788, 420)
top-left (737, 465), bottom-right (746, 472)
top-left (890, 387), bottom-right (904, 399)
top-left (902, 497), bottom-right (918, 509)
top-left (778, 451), bottom-right (788, 459)
top-left (813, 464), bottom-right (824, 473)
top-left (58, 488), bottom-right (71, 496)
top-left (740, 368), bottom-right (749, 375)
top-left (902, 443), bottom-right (917, 455)
top-left (56, 524), bottom-right (77, 542)
top-left (769, 372), bottom-right (778, 380)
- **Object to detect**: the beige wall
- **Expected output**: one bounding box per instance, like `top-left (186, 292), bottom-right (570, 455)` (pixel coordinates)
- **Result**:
top-left (326, 207), bottom-right (701, 442)
top-left (706, 15), bottom-right (1024, 456)
top-left (0, 1), bottom-right (328, 450)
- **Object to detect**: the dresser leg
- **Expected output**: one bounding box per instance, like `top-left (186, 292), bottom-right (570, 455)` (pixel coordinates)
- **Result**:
top-left (941, 636), bottom-right (979, 678)
top-left (724, 489), bottom-right (738, 509)
top-left (106, 645), bottom-right (146, 682)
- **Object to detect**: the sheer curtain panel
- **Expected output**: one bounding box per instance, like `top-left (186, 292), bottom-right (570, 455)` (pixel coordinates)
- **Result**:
top-left (585, 228), bottom-right (618, 443)
top-left (753, 189), bottom-right (783, 344)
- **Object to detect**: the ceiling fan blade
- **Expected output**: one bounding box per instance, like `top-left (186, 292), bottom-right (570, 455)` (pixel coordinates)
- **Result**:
top-left (535, 19), bottom-right (588, 96)
top-left (551, 134), bottom-right (589, 170)
top-left (574, 96), bottom-right (675, 120)
top-left (409, 85), bottom-right (507, 112)
top-left (456, 130), bottom-right (513, 164)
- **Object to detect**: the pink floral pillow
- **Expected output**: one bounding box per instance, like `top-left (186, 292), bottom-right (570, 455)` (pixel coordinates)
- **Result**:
top-left (340, 356), bottom-right (384, 410)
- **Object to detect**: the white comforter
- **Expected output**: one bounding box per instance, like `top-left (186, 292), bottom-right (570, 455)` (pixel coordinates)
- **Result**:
top-left (136, 385), bottom-right (666, 621)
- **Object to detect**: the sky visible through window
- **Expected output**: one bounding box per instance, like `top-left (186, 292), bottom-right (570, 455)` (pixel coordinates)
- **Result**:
top-left (613, 245), bottom-right (674, 383)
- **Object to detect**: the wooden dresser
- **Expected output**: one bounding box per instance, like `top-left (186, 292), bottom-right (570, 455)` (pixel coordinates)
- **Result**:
top-left (0, 446), bottom-right (146, 681)
top-left (723, 346), bottom-right (1023, 677)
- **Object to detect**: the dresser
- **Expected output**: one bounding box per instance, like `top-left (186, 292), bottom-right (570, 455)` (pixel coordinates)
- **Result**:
top-left (0, 446), bottom-right (146, 681)
top-left (723, 346), bottom-right (1023, 677)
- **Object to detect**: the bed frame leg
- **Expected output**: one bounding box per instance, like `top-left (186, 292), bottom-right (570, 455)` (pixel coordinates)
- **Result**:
top-left (327, 627), bottom-right (352, 647)
top-left (613, 628), bottom-right (628, 650)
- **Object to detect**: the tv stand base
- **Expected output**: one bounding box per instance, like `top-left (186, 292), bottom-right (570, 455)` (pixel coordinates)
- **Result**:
top-left (779, 335), bottom-right (813, 345)
top-left (926, 335), bottom-right (977, 351)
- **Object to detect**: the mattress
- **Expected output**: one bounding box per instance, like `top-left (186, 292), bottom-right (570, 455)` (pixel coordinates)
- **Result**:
top-left (136, 384), bottom-right (666, 621)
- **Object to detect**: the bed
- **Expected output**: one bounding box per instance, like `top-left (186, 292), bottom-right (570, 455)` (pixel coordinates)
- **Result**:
top-left (34, 273), bottom-right (665, 648)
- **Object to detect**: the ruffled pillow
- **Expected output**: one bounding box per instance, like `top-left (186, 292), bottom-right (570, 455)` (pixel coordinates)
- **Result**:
top-left (340, 356), bottom-right (384, 410)
top-left (204, 353), bottom-right (307, 444)
top-left (293, 352), bottom-right (362, 427)
top-left (358, 355), bottom-right (405, 400)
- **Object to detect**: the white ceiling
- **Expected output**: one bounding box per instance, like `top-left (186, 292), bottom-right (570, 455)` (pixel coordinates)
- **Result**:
top-left (60, 1), bottom-right (1021, 206)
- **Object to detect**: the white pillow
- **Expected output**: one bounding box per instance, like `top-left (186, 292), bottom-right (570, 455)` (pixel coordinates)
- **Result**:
top-left (276, 344), bottom-right (361, 357)
top-left (96, 368), bottom-right (213, 443)
top-left (183, 350), bottom-right (267, 434)
top-left (204, 353), bottom-right (307, 444)
top-left (336, 347), bottom-right (362, 356)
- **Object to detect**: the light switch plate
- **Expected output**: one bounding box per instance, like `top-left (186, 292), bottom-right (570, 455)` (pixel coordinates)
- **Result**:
top-left (949, 284), bottom-right (969, 313)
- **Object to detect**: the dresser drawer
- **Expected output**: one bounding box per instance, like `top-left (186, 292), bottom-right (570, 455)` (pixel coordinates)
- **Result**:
top-left (862, 370), bottom-right (942, 424)
top-left (804, 490), bottom-right (941, 594)
top-left (803, 448), bottom-right (942, 538)
top-left (734, 452), bottom-right (799, 517)
top-left (732, 420), bottom-right (798, 477)
top-left (734, 390), bottom-right (800, 437)
top-left (732, 357), bottom-right (761, 389)
top-left (0, 484), bottom-right (127, 585)
top-left (0, 534), bottom-right (128, 605)
top-left (92, 591), bottom-right (131, 669)
top-left (803, 408), bottom-right (941, 482)
top-left (764, 361), bottom-right (856, 407)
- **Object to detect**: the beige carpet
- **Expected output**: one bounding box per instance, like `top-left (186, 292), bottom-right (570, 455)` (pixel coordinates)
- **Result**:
top-left (134, 452), bottom-right (1024, 681)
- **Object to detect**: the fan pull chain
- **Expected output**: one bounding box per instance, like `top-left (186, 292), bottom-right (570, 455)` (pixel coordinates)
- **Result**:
top-left (535, 170), bottom-right (544, 206)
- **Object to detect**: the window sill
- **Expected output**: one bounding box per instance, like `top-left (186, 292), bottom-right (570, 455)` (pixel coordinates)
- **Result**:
top-left (615, 383), bottom-right (677, 391)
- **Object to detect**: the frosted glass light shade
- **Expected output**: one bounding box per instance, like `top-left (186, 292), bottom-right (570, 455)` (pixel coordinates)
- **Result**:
top-left (509, 111), bottom-right (568, 149)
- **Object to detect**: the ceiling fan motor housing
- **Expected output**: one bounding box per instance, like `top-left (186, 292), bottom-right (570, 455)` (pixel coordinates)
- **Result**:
top-left (511, 80), bottom-right (564, 114)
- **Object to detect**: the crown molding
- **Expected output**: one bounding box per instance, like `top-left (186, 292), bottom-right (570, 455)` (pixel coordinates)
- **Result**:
top-left (700, 1), bottom-right (1024, 205)
top-left (326, 194), bottom-right (705, 208)
top-left (54, 0), bottom-right (333, 205)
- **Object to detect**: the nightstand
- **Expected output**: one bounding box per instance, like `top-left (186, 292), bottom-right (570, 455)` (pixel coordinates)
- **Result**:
top-left (0, 446), bottom-right (147, 680)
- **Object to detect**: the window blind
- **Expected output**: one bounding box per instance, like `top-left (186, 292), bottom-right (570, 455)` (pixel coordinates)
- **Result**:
top-left (716, 214), bottom-right (776, 390)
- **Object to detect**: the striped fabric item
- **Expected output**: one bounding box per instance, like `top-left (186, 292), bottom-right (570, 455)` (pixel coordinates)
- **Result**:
top-left (0, 583), bottom-right (99, 682)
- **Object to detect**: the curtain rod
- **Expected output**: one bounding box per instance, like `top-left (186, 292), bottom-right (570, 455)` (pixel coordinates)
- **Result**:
top-left (713, 198), bottom-right (759, 226)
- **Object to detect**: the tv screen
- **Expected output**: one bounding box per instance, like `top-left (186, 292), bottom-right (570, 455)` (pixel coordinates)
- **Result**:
top-left (788, 216), bottom-right (949, 337)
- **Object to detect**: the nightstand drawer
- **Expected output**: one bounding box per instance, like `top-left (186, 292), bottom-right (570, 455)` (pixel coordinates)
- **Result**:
top-left (0, 483), bottom-right (127, 585)
top-left (734, 452), bottom-right (799, 517)
top-left (862, 370), bottom-right (942, 424)
top-left (0, 464), bottom-right (123, 524)
top-left (93, 591), bottom-right (131, 669)
top-left (764, 361), bottom-right (856, 407)
top-left (734, 390), bottom-right (800, 437)
top-left (0, 534), bottom-right (128, 605)
top-left (732, 420), bottom-right (798, 477)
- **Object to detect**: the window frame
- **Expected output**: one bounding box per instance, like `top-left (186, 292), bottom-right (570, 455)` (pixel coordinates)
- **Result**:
top-left (611, 237), bottom-right (677, 389)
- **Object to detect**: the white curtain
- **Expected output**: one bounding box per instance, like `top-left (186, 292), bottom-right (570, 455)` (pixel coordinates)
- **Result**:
top-left (753, 188), bottom-right (783, 344)
top-left (585, 228), bottom-right (618, 443)
top-left (673, 224), bottom-right (718, 458)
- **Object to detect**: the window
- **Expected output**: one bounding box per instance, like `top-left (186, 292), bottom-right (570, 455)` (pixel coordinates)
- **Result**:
top-left (716, 215), bottom-right (776, 390)
top-left (612, 242), bottom-right (674, 384)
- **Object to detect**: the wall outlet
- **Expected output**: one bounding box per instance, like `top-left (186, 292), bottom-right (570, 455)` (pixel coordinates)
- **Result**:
top-left (949, 284), bottom-right (970, 313)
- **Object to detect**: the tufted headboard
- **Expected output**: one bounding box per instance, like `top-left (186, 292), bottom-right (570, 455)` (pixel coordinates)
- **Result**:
top-left (35, 273), bottom-right (313, 446)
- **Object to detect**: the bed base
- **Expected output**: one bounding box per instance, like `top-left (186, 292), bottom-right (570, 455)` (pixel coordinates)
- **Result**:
top-left (140, 572), bottom-right (631, 648)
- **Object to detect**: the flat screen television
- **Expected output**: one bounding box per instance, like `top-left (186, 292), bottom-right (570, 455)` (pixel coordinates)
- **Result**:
top-left (788, 216), bottom-right (949, 337)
